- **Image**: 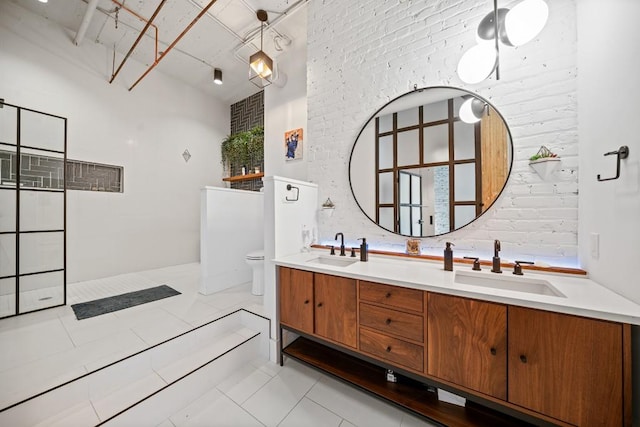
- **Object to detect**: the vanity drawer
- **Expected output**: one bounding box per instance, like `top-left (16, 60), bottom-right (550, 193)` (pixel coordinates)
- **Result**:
top-left (359, 281), bottom-right (423, 313)
top-left (359, 303), bottom-right (423, 342)
top-left (359, 328), bottom-right (424, 372)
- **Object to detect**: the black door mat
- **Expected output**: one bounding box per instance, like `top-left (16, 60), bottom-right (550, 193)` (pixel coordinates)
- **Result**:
top-left (71, 285), bottom-right (181, 320)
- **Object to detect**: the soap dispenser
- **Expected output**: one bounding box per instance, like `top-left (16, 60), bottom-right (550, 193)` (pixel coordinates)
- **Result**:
top-left (444, 242), bottom-right (454, 271)
top-left (358, 238), bottom-right (368, 262)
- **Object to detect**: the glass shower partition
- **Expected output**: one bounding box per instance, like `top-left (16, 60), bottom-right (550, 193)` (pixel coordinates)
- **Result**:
top-left (0, 102), bottom-right (66, 318)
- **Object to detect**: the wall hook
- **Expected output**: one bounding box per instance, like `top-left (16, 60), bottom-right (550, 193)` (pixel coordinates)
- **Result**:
top-left (597, 146), bottom-right (630, 182)
top-left (286, 184), bottom-right (299, 201)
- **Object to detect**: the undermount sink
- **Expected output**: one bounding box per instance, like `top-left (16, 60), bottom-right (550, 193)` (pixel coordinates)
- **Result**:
top-left (306, 256), bottom-right (358, 268)
top-left (454, 270), bottom-right (566, 298)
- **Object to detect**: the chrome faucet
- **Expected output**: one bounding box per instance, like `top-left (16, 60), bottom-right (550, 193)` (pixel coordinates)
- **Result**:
top-left (335, 232), bottom-right (346, 256)
top-left (491, 239), bottom-right (502, 273)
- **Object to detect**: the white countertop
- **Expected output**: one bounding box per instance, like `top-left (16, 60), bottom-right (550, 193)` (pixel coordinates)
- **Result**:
top-left (274, 250), bottom-right (640, 325)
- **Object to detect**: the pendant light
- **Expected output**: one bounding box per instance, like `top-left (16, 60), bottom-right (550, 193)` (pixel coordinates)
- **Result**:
top-left (249, 10), bottom-right (273, 88)
top-left (213, 68), bottom-right (223, 85)
top-left (457, 0), bottom-right (549, 84)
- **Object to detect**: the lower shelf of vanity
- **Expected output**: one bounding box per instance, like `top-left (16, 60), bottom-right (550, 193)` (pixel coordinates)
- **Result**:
top-left (282, 336), bottom-right (536, 427)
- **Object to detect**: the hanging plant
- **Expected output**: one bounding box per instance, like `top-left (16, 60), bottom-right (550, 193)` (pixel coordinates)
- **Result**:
top-left (220, 126), bottom-right (264, 174)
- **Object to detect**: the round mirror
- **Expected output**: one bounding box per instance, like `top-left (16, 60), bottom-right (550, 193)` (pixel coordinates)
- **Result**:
top-left (349, 86), bottom-right (513, 237)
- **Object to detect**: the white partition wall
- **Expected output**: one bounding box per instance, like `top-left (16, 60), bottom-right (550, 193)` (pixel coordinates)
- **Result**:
top-left (263, 176), bottom-right (319, 362)
top-left (199, 187), bottom-right (264, 295)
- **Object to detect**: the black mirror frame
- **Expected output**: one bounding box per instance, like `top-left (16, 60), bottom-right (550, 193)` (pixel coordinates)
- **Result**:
top-left (348, 85), bottom-right (514, 238)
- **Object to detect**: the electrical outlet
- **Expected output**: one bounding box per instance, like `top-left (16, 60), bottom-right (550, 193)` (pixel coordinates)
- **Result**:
top-left (590, 233), bottom-right (599, 259)
top-left (386, 369), bottom-right (397, 383)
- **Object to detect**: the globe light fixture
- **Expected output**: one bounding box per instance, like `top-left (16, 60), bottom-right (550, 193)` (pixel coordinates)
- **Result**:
top-left (458, 0), bottom-right (549, 84)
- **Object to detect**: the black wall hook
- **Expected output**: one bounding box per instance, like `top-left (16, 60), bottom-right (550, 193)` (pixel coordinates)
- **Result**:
top-left (597, 146), bottom-right (629, 182)
top-left (285, 184), bottom-right (299, 201)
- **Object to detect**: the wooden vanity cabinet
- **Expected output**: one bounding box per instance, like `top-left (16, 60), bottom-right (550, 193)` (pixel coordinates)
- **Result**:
top-left (279, 267), bottom-right (357, 349)
top-left (279, 267), bottom-right (314, 335)
top-left (508, 306), bottom-right (627, 427)
top-left (279, 268), bottom-right (632, 427)
top-left (427, 293), bottom-right (507, 400)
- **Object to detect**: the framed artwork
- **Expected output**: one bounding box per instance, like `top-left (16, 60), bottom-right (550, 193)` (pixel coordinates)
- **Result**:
top-left (285, 128), bottom-right (303, 161)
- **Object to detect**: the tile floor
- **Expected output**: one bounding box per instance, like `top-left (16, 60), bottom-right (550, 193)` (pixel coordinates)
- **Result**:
top-left (0, 263), bottom-right (439, 427)
top-left (159, 357), bottom-right (439, 427)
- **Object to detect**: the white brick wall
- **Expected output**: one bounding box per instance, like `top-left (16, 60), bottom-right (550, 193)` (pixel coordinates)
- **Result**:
top-left (307, 0), bottom-right (579, 267)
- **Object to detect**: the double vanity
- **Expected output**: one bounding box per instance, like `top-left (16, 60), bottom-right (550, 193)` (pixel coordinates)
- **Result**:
top-left (274, 250), bottom-right (637, 427)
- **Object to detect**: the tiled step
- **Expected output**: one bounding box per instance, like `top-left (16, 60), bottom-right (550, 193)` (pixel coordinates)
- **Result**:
top-left (0, 309), bottom-right (269, 427)
top-left (102, 338), bottom-right (263, 427)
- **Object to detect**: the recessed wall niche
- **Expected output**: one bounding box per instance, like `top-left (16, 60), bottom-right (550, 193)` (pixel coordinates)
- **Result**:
top-left (0, 150), bottom-right (123, 193)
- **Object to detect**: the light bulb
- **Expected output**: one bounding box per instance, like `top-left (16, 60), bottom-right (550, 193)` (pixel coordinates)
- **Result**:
top-left (459, 98), bottom-right (484, 123)
top-left (505, 0), bottom-right (549, 46)
top-left (457, 44), bottom-right (497, 84)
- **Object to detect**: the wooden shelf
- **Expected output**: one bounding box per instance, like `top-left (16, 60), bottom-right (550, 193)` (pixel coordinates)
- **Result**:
top-left (283, 337), bottom-right (534, 427)
top-left (222, 172), bottom-right (264, 183)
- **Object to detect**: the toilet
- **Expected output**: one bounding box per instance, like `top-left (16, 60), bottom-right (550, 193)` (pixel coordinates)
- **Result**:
top-left (245, 250), bottom-right (265, 296)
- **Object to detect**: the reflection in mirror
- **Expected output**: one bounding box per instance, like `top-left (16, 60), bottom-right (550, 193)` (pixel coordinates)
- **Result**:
top-left (349, 87), bottom-right (512, 237)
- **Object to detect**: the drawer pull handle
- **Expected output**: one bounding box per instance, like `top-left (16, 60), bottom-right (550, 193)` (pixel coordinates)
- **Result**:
top-left (386, 346), bottom-right (392, 352)
top-left (304, 300), bottom-right (309, 304)
top-left (490, 347), bottom-right (497, 356)
top-left (317, 302), bottom-right (323, 307)
top-left (385, 318), bottom-right (392, 325)
top-left (520, 354), bottom-right (527, 363)
top-left (385, 292), bottom-right (392, 298)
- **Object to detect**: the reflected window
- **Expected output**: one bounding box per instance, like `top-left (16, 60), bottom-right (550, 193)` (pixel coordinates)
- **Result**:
top-left (374, 97), bottom-right (484, 235)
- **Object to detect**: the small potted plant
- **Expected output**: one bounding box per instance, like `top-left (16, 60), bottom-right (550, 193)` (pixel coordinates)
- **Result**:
top-left (529, 145), bottom-right (560, 179)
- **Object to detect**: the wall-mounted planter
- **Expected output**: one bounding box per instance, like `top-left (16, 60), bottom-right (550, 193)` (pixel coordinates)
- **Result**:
top-left (529, 157), bottom-right (561, 180)
top-left (320, 206), bottom-right (335, 218)
top-left (320, 198), bottom-right (335, 218)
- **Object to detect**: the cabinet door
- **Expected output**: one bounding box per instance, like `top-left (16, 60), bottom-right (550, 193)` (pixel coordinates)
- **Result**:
top-left (314, 273), bottom-right (357, 348)
top-left (508, 307), bottom-right (623, 426)
top-left (279, 267), bottom-right (314, 335)
top-left (427, 293), bottom-right (507, 400)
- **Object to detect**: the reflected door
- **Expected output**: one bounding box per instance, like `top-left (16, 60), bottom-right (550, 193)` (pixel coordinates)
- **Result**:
top-left (398, 171), bottom-right (423, 237)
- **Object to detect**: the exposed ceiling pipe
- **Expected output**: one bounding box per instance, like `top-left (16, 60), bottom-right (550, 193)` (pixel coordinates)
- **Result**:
top-left (111, 0), bottom-right (160, 61)
top-left (231, 0), bottom-right (308, 68)
top-left (109, 0), bottom-right (167, 84)
top-left (89, 2), bottom-right (211, 69)
top-left (74, 0), bottom-right (100, 46)
top-left (128, 0), bottom-right (219, 91)
top-left (186, 0), bottom-right (244, 44)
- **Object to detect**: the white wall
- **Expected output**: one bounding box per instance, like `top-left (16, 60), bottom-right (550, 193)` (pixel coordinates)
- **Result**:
top-left (307, 0), bottom-right (579, 265)
top-left (263, 176), bottom-right (318, 361)
top-left (200, 187), bottom-right (263, 295)
top-left (576, 0), bottom-right (640, 304)
top-left (576, 2), bottom-right (640, 424)
top-left (0, 2), bottom-right (229, 282)
top-left (263, 10), bottom-right (308, 182)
